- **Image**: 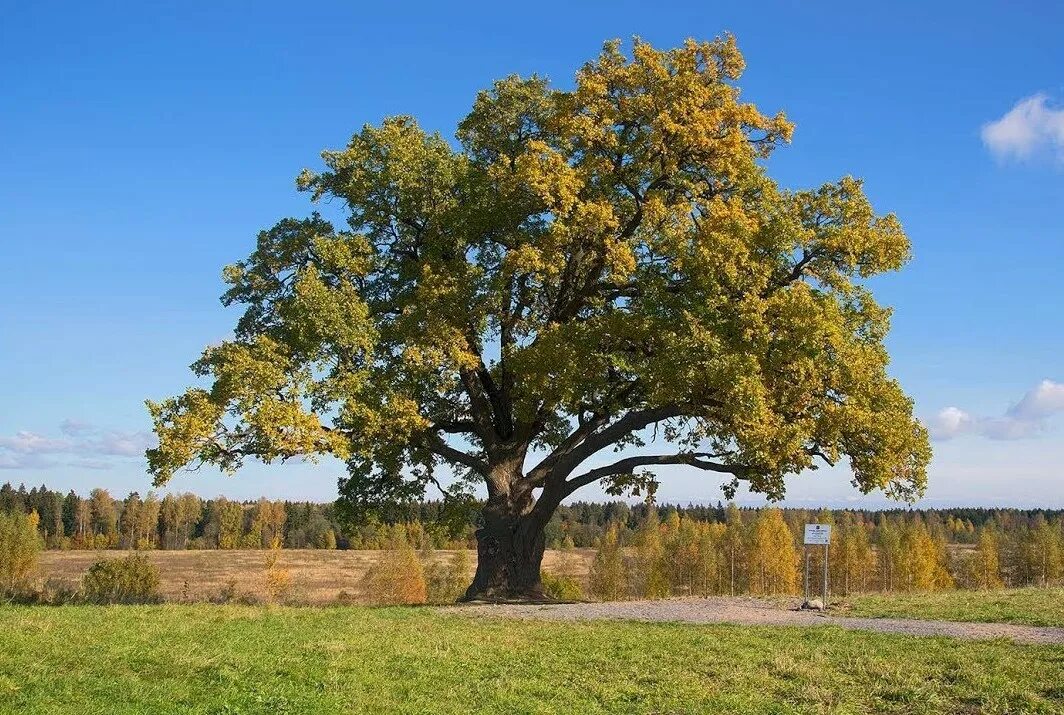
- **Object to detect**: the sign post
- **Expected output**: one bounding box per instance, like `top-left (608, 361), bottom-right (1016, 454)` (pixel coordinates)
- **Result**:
top-left (803, 549), bottom-right (811, 601)
top-left (803, 523), bottom-right (831, 606)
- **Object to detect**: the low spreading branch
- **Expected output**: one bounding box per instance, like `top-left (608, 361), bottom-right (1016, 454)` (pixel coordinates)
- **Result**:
top-left (563, 451), bottom-right (750, 497)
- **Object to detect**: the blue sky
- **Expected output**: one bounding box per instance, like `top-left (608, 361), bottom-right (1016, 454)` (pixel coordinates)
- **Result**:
top-left (1, 1), bottom-right (1062, 506)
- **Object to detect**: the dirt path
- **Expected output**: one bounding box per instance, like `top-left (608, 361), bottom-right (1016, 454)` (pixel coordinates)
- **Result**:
top-left (444, 596), bottom-right (1064, 645)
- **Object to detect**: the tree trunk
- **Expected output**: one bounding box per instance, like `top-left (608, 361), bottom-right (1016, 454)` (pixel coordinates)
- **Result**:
top-left (462, 506), bottom-right (547, 602)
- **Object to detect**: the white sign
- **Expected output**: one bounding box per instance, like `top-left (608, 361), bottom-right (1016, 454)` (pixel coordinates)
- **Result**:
top-left (804, 524), bottom-right (831, 545)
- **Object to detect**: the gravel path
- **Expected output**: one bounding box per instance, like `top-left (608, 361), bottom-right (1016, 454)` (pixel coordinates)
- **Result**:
top-left (443, 597), bottom-right (1064, 645)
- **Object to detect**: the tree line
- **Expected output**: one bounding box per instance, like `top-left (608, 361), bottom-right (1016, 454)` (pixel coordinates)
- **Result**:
top-left (1, 481), bottom-right (1062, 593)
top-left (582, 505), bottom-right (1063, 599)
top-left (0, 482), bottom-right (474, 551)
top-left (0, 482), bottom-right (338, 550)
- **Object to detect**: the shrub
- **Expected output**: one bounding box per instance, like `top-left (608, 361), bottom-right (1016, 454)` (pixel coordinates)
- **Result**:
top-left (82, 553), bottom-right (162, 604)
top-left (218, 578), bottom-right (238, 603)
top-left (263, 549), bottom-right (293, 602)
top-left (363, 541), bottom-right (427, 605)
top-left (0, 511), bottom-right (42, 596)
top-left (209, 578), bottom-right (258, 605)
top-left (541, 572), bottom-right (583, 601)
top-left (426, 550), bottom-right (471, 604)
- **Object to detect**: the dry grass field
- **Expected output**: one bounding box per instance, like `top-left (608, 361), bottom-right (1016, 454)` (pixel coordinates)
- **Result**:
top-left (37, 549), bottom-right (596, 604)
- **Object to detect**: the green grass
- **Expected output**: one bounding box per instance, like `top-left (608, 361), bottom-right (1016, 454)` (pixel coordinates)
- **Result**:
top-left (1, 605), bottom-right (1063, 714)
top-left (844, 587), bottom-right (1064, 628)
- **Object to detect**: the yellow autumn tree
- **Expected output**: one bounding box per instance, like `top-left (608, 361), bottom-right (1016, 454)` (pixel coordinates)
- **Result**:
top-left (723, 503), bottom-right (745, 596)
top-left (589, 522), bottom-right (628, 601)
top-left (969, 527), bottom-right (1004, 590)
top-left (746, 508), bottom-right (798, 595)
top-left (634, 510), bottom-right (669, 598)
top-left (697, 521), bottom-right (728, 596)
top-left (898, 518), bottom-right (953, 591)
top-left (830, 512), bottom-right (875, 595)
top-left (662, 510), bottom-right (701, 595)
top-left (875, 515), bottom-right (903, 591)
top-left (1027, 515), bottom-right (1063, 587)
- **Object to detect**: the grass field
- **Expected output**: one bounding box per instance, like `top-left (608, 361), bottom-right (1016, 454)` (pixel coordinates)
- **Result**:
top-left (1, 605), bottom-right (1063, 714)
top-left (844, 587), bottom-right (1064, 628)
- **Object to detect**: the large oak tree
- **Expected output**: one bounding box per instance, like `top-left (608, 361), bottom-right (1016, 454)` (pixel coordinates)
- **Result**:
top-left (147, 37), bottom-right (930, 601)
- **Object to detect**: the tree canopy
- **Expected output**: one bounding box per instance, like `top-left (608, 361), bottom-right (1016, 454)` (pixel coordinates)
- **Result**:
top-left (147, 36), bottom-right (929, 597)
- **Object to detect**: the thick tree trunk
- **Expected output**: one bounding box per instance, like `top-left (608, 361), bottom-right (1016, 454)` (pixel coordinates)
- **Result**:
top-left (461, 506), bottom-right (547, 602)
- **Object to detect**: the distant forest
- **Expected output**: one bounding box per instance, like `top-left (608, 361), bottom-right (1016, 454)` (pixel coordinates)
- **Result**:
top-left (2, 480), bottom-right (1061, 552)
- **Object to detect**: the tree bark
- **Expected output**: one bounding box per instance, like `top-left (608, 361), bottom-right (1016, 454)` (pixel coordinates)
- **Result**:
top-left (461, 504), bottom-right (548, 602)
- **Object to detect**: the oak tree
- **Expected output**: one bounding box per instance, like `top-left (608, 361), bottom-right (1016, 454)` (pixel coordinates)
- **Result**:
top-left (147, 36), bottom-right (930, 600)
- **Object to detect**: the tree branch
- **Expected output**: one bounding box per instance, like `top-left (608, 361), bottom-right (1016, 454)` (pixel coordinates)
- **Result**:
top-left (762, 248), bottom-right (821, 298)
top-left (418, 430), bottom-right (490, 477)
top-left (528, 403), bottom-right (691, 485)
top-left (562, 451), bottom-right (748, 497)
top-left (430, 419), bottom-right (480, 435)
top-left (458, 367), bottom-right (497, 444)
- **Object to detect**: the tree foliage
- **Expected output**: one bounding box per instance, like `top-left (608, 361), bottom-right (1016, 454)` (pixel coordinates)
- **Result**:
top-left (0, 511), bottom-right (41, 594)
top-left (146, 36), bottom-right (928, 521)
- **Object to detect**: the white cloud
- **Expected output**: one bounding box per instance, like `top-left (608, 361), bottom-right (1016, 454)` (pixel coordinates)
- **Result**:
top-left (981, 94), bottom-right (1064, 163)
top-left (928, 379), bottom-right (1064, 441)
top-left (0, 421), bottom-right (155, 470)
top-left (1009, 379), bottom-right (1064, 420)
top-left (926, 406), bottom-right (974, 440)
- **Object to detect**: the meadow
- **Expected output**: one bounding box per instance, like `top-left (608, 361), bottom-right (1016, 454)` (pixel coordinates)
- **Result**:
top-left (845, 587), bottom-right (1064, 628)
top-left (36, 548), bottom-right (594, 604)
top-left (2, 604), bottom-right (1063, 715)
top-left (34, 550), bottom-right (1064, 631)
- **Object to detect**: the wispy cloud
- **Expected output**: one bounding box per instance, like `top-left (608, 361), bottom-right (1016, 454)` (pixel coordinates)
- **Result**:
top-left (59, 418), bottom-right (94, 436)
top-left (0, 421), bottom-right (155, 470)
top-left (0, 432), bottom-right (73, 454)
top-left (928, 379), bottom-right (1064, 441)
top-left (981, 94), bottom-right (1064, 163)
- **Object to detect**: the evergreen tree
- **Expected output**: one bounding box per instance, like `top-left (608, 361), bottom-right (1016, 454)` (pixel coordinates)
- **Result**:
top-left (61, 490), bottom-right (79, 539)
